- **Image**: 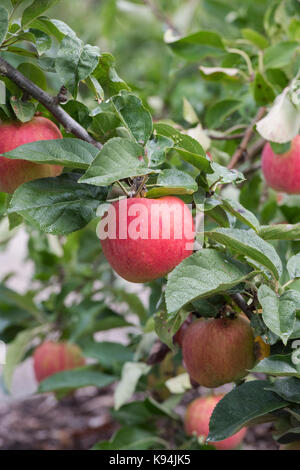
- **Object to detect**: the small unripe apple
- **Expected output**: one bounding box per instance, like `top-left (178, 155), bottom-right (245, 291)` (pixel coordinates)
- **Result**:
top-left (0, 117), bottom-right (63, 193)
top-left (261, 136), bottom-right (300, 194)
top-left (280, 441), bottom-right (300, 450)
top-left (185, 395), bottom-right (247, 450)
top-left (99, 196), bottom-right (194, 283)
top-left (33, 341), bottom-right (85, 382)
top-left (182, 316), bottom-right (256, 387)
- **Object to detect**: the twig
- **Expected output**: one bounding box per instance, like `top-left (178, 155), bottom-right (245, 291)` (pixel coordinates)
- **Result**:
top-left (247, 137), bottom-right (266, 161)
top-left (230, 293), bottom-right (255, 320)
top-left (0, 57), bottom-right (102, 150)
top-left (147, 341), bottom-right (170, 365)
top-left (227, 107), bottom-right (266, 170)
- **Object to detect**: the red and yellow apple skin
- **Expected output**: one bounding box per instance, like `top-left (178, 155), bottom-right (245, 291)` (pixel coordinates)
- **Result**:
top-left (261, 136), bottom-right (300, 194)
top-left (33, 341), bottom-right (85, 383)
top-left (182, 316), bottom-right (256, 388)
top-left (0, 117), bottom-right (63, 193)
top-left (185, 395), bottom-right (247, 450)
top-left (100, 196), bottom-right (194, 283)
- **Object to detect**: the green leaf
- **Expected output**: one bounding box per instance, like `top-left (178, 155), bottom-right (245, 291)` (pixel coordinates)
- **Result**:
top-left (154, 303), bottom-right (190, 350)
top-left (38, 365), bottom-right (116, 393)
top-left (205, 99), bottom-right (241, 129)
top-left (30, 28), bottom-right (52, 55)
top-left (3, 138), bottom-right (98, 169)
top-left (287, 253), bottom-right (300, 279)
top-left (165, 249), bottom-right (251, 313)
top-left (207, 381), bottom-right (288, 442)
top-left (265, 377), bottom-right (300, 404)
top-left (79, 137), bottom-right (158, 187)
top-left (8, 173), bottom-right (108, 235)
top-left (199, 66), bottom-right (240, 82)
top-left (253, 73), bottom-right (275, 106)
top-left (264, 41), bottom-right (299, 69)
top-left (81, 341), bottom-right (134, 369)
top-left (3, 326), bottom-right (44, 391)
top-left (111, 91), bottom-right (153, 144)
top-left (0, 7), bottom-right (8, 46)
top-left (259, 223), bottom-right (300, 241)
top-left (270, 141), bottom-right (291, 154)
top-left (21, 0), bottom-right (59, 28)
top-left (220, 197), bottom-right (260, 232)
top-left (154, 123), bottom-right (210, 172)
top-left (207, 162), bottom-right (245, 188)
top-left (166, 30), bottom-right (224, 61)
top-left (56, 36), bottom-right (100, 97)
top-left (252, 354), bottom-right (300, 377)
top-left (93, 52), bottom-right (130, 97)
top-left (206, 228), bottom-right (283, 280)
top-left (241, 28), bottom-right (269, 49)
top-left (31, 16), bottom-right (77, 42)
top-left (258, 285), bottom-right (299, 344)
top-left (10, 97), bottom-right (36, 123)
top-left (146, 169), bottom-right (197, 198)
top-left (93, 426), bottom-right (166, 450)
top-left (145, 134), bottom-right (173, 168)
top-left (18, 63), bottom-right (47, 90)
top-left (266, 69), bottom-right (289, 90)
top-left (114, 362), bottom-right (150, 410)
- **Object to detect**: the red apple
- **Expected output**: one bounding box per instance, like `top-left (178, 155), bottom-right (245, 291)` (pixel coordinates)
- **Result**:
top-left (99, 196), bottom-right (194, 283)
top-left (261, 136), bottom-right (300, 194)
top-left (33, 341), bottom-right (85, 383)
top-left (0, 117), bottom-right (63, 193)
top-left (182, 316), bottom-right (256, 387)
top-left (185, 395), bottom-right (247, 450)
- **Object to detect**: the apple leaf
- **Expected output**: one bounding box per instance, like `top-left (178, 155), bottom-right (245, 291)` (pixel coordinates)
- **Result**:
top-left (8, 173), bottom-right (108, 235)
top-left (3, 138), bottom-right (98, 169)
top-left (93, 426), bottom-right (166, 450)
top-left (265, 377), bottom-right (300, 404)
top-left (287, 253), bottom-right (300, 279)
top-left (206, 228), bottom-right (283, 280)
top-left (205, 99), bottom-right (241, 129)
top-left (0, 7), bottom-right (8, 46)
top-left (21, 0), bottom-right (60, 28)
top-left (207, 380), bottom-right (288, 442)
top-left (111, 91), bottom-right (153, 144)
top-left (154, 123), bottom-right (210, 171)
top-left (38, 365), bottom-right (116, 393)
top-left (79, 137), bottom-right (159, 186)
top-left (31, 17), bottom-right (77, 42)
top-left (165, 30), bottom-right (224, 61)
top-left (252, 354), bottom-right (300, 378)
top-left (258, 285), bottom-right (299, 344)
top-left (145, 134), bottom-right (174, 167)
top-left (80, 340), bottom-right (134, 369)
top-left (259, 223), bottom-right (300, 241)
top-left (219, 197), bottom-right (260, 232)
top-left (114, 362), bottom-right (150, 410)
top-left (263, 41), bottom-right (299, 69)
top-left (146, 169), bottom-right (197, 198)
top-left (165, 249), bottom-right (252, 313)
top-left (56, 36), bottom-right (100, 97)
top-left (93, 52), bottom-right (130, 97)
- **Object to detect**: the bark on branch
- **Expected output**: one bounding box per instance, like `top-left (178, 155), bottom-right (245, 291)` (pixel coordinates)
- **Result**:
top-left (227, 107), bottom-right (266, 170)
top-left (0, 57), bottom-right (102, 150)
top-left (231, 293), bottom-right (255, 321)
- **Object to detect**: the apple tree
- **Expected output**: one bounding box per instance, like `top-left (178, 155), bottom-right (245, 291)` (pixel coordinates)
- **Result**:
top-left (0, 0), bottom-right (300, 450)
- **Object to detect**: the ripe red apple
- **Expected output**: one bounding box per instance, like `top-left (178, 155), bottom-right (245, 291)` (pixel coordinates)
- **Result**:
top-left (280, 441), bottom-right (300, 450)
top-left (99, 196), bottom-right (194, 283)
top-left (182, 316), bottom-right (256, 387)
top-left (261, 135), bottom-right (300, 194)
top-left (0, 117), bottom-right (63, 193)
top-left (185, 395), bottom-right (247, 450)
top-left (33, 341), bottom-right (85, 383)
